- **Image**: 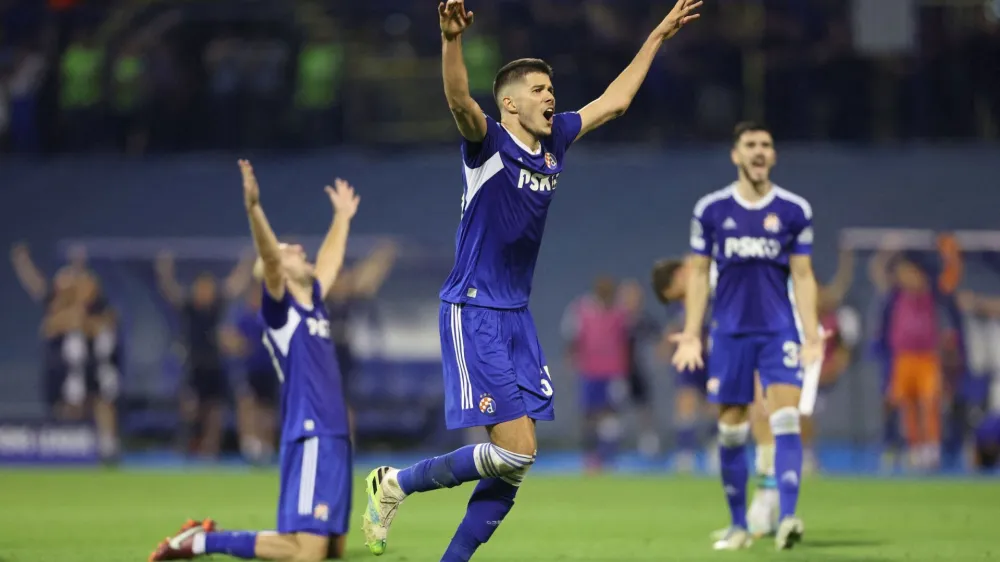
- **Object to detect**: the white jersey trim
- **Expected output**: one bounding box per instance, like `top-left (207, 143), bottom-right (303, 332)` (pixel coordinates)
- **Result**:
top-left (501, 124), bottom-right (542, 155)
top-left (297, 436), bottom-right (319, 515)
top-left (463, 151), bottom-right (504, 211)
top-left (267, 307), bottom-right (302, 357)
top-left (773, 186), bottom-right (813, 219)
top-left (693, 185), bottom-right (734, 218)
top-left (450, 304), bottom-right (474, 410)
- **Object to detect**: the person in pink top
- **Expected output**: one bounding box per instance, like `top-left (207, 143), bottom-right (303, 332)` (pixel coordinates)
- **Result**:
top-left (562, 276), bottom-right (631, 470)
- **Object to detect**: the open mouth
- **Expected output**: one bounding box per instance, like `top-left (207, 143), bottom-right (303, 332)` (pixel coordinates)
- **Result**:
top-left (543, 107), bottom-right (554, 123)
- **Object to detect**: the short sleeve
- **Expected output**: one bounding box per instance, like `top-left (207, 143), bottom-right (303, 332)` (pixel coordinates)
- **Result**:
top-left (791, 209), bottom-right (813, 255)
top-left (260, 283), bottom-right (290, 329)
top-left (462, 114), bottom-right (504, 168)
top-left (690, 210), bottom-right (714, 257)
top-left (552, 112), bottom-right (583, 154)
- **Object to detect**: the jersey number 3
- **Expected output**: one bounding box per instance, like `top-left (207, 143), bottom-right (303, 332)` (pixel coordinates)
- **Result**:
top-left (540, 366), bottom-right (554, 397)
top-left (782, 341), bottom-right (800, 369)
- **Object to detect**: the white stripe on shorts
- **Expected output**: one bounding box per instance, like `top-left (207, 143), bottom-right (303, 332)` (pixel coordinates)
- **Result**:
top-left (451, 304), bottom-right (473, 410)
top-left (298, 437), bottom-right (319, 515)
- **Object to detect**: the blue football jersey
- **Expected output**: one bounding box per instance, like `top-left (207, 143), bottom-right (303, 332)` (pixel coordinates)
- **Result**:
top-left (690, 184), bottom-right (813, 335)
top-left (261, 281), bottom-right (349, 440)
top-left (439, 113), bottom-right (583, 309)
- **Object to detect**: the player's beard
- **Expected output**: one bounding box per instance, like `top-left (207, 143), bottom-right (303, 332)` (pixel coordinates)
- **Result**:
top-left (739, 163), bottom-right (770, 193)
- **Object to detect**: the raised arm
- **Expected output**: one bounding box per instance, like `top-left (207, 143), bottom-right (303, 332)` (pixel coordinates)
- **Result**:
top-left (314, 178), bottom-right (360, 300)
top-left (240, 159), bottom-right (285, 300)
top-left (222, 249), bottom-right (256, 300)
top-left (10, 243), bottom-right (49, 302)
top-left (344, 240), bottom-right (398, 298)
top-left (439, 0), bottom-right (487, 141)
top-left (153, 252), bottom-right (186, 307)
top-left (575, 0), bottom-right (701, 141)
top-left (820, 248), bottom-right (855, 306)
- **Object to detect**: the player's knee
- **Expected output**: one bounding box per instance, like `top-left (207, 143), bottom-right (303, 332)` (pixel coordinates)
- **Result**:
top-left (717, 421), bottom-right (750, 448)
top-left (476, 442), bottom-right (535, 487)
top-left (769, 406), bottom-right (801, 436)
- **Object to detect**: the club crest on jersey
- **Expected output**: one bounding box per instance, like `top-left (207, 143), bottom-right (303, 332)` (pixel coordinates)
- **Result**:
top-left (478, 393), bottom-right (497, 415)
top-left (544, 152), bottom-right (557, 169)
top-left (313, 503), bottom-right (329, 521)
top-left (763, 213), bottom-right (781, 233)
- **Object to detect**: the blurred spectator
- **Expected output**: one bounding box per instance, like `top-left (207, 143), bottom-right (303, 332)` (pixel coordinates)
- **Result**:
top-left (223, 288), bottom-right (278, 465)
top-left (562, 276), bottom-right (631, 471)
top-left (324, 241), bottom-right (398, 437)
top-left (617, 278), bottom-right (663, 459)
top-left (0, 0), bottom-right (998, 152)
top-left (6, 42), bottom-right (47, 153)
top-left (59, 27), bottom-right (103, 150)
top-left (110, 37), bottom-right (148, 155)
top-left (294, 26), bottom-right (345, 147)
top-left (154, 251), bottom-right (254, 459)
top-left (9, 243), bottom-right (120, 462)
top-left (203, 32), bottom-right (245, 149)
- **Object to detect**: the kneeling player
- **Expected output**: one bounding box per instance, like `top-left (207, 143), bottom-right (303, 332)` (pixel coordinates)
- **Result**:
top-left (671, 122), bottom-right (822, 551)
top-left (149, 161), bottom-right (359, 562)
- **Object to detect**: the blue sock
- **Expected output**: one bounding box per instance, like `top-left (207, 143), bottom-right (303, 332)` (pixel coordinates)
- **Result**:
top-left (441, 478), bottom-right (519, 562)
top-left (717, 422), bottom-right (750, 529)
top-left (204, 531), bottom-right (257, 559)
top-left (771, 407), bottom-right (803, 521)
top-left (397, 443), bottom-right (534, 496)
top-left (676, 422), bottom-right (698, 453)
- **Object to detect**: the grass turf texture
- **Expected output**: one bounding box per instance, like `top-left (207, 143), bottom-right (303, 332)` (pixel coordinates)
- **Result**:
top-left (0, 469), bottom-right (996, 561)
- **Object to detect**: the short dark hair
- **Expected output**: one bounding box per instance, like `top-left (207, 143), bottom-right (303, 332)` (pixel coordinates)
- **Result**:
top-left (651, 259), bottom-right (685, 304)
top-left (493, 58), bottom-right (553, 103)
top-left (732, 121), bottom-right (770, 145)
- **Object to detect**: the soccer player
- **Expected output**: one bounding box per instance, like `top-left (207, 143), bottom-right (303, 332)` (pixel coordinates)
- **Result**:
top-left (671, 121), bottom-right (821, 551)
top-left (149, 160), bottom-right (359, 562)
top-left (651, 258), bottom-right (712, 472)
top-left (653, 258), bottom-right (779, 537)
top-left (360, 0), bottom-right (702, 559)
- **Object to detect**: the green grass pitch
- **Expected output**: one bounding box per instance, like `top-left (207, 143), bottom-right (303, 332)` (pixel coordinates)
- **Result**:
top-left (0, 469), bottom-right (997, 561)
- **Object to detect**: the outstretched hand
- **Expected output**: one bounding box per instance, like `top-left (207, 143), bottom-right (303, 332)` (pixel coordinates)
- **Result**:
top-left (668, 332), bottom-right (705, 372)
top-left (654, 0), bottom-right (702, 40)
top-left (326, 178), bottom-right (360, 220)
top-left (439, 0), bottom-right (474, 40)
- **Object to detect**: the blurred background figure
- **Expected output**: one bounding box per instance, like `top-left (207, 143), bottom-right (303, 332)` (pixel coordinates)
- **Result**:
top-left (222, 287), bottom-right (277, 465)
top-left (155, 251), bottom-right (254, 459)
top-left (617, 278), bottom-right (663, 459)
top-left (651, 258), bottom-right (716, 472)
top-left (324, 240), bottom-right (399, 437)
top-left (563, 276), bottom-right (631, 471)
top-left (801, 248), bottom-right (859, 473)
top-left (0, 0), bottom-right (998, 479)
top-left (9, 242), bottom-right (120, 462)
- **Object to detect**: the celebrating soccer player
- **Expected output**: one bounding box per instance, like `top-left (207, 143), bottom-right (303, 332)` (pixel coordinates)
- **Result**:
top-left (360, 0), bottom-right (702, 560)
top-left (149, 160), bottom-right (359, 562)
top-left (671, 122), bottom-right (820, 551)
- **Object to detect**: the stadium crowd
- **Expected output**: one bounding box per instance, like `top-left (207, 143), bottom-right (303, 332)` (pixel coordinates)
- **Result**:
top-left (1, 0), bottom-right (1000, 153)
